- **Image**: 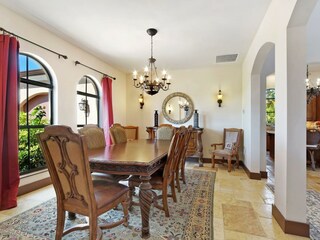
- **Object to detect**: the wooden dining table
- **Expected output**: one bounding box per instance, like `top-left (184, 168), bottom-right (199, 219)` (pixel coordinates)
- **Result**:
top-left (88, 139), bottom-right (171, 238)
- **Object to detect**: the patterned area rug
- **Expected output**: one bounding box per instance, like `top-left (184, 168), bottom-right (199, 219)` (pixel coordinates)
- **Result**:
top-left (0, 169), bottom-right (215, 240)
top-left (267, 183), bottom-right (320, 240)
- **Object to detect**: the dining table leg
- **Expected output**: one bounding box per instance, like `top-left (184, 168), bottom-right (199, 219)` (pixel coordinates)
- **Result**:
top-left (139, 175), bottom-right (153, 238)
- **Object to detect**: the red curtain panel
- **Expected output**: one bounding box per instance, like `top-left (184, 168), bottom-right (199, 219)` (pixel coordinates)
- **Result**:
top-left (101, 76), bottom-right (114, 145)
top-left (0, 34), bottom-right (20, 210)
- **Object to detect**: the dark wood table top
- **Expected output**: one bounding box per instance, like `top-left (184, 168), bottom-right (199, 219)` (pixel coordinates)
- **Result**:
top-left (88, 139), bottom-right (171, 176)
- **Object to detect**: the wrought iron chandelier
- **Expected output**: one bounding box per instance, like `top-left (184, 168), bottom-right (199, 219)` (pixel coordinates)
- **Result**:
top-left (133, 28), bottom-right (171, 96)
top-left (306, 65), bottom-right (320, 103)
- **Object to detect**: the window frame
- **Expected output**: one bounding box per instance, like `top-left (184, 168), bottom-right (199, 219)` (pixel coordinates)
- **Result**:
top-left (77, 76), bottom-right (100, 128)
top-left (18, 53), bottom-right (53, 175)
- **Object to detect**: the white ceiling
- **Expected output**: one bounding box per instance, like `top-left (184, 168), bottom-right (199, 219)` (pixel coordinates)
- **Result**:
top-left (0, 0), bottom-right (272, 73)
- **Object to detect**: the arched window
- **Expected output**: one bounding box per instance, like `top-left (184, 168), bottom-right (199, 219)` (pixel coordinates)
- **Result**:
top-left (77, 76), bottom-right (100, 127)
top-left (19, 53), bottom-right (53, 174)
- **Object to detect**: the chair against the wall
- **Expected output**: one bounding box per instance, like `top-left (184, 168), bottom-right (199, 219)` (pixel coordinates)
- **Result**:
top-left (123, 125), bottom-right (139, 140)
top-left (156, 124), bottom-right (175, 140)
top-left (37, 125), bottom-right (129, 240)
top-left (128, 128), bottom-right (186, 217)
top-left (109, 123), bottom-right (127, 144)
top-left (211, 128), bottom-right (242, 172)
top-left (78, 124), bottom-right (128, 182)
top-left (307, 129), bottom-right (320, 170)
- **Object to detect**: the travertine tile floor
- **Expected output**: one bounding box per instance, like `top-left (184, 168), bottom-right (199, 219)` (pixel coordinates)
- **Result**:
top-left (0, 158), bottom-right (318, 239)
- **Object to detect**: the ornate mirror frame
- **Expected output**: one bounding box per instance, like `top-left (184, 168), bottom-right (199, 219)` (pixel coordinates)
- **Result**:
top-left (162, 92), bottom-right (194, 124)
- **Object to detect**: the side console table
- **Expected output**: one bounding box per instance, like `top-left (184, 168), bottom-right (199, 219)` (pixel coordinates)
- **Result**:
top-left (146, 126), bottom-right (204, 167)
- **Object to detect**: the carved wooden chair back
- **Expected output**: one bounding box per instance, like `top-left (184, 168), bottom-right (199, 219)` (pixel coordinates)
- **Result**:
top-left (78, 124), bottom-right (106, 149)
top-left (175, 125), bottom-right (193, 192)
top-left (163, 127), bottom-right (187, 181)
top-left (109, 123), bottom-right (127, 144)
top-left (37, 125), bottom-right (129, 239)
top-left (123, 125), bottom-right (139, 140)
top-left (128, 127), bottom-right (185, 217)
top-left (156, 124), bottom-right (175, 140)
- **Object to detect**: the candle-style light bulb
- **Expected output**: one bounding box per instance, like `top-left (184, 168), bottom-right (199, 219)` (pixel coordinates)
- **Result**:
top-left (133, 70), bottom-right (137, 79)
top-left (306, 78), bottom-right (310, 88)
top-left (144, 66), bottom-right (149, 72)
top-left (167, 75), bottom-right (171, 84)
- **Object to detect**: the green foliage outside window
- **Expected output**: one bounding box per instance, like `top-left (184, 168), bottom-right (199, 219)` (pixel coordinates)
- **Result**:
top-left (266, 88), bottom-right (275, 126)
top-left (19, 106), bottom-right (48, 173)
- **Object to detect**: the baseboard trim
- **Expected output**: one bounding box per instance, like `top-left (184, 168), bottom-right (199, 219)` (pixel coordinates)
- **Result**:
top-left (272, 204), bottom-right (309, 237)
top-left (242, 163), bottom-right (261, 180)
top-left (18, 177), bottom-right (52, 196)
top-left (260, 171), bottom-right (268, 179)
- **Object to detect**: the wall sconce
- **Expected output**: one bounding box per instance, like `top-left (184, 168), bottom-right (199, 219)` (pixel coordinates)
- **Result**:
top-left (79, 98), bottom-right (90, 116)
top-left (139, 94), bottom-right (144, 109)
top-left (217, 90), bottom-right (223, 107)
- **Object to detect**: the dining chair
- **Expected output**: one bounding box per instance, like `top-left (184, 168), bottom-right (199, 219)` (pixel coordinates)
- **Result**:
top-left (211, 128), bottom-right (242, 172)
top-left (128, 127), bottom-right (186, 217)
top-left (175, 125), bottom-right (193, 192)
top-left (78, 124), bottom-right (128, 182)
top-left (156, 124), bottom-right (175, 140)
top-left (109, 123), bottom-right (127, 144)
top-left (37, 125), bottom-right (129, 240)
top-left (78, 124), bottom-right (106, 149)
top-left (123, 125), bottom-right (139, 140)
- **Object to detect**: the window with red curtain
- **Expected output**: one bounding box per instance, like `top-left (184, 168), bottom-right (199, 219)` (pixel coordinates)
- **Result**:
top-left (0, 34), bottom-right (20, 210)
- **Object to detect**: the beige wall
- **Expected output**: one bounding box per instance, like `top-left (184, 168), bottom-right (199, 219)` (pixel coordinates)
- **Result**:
top-left (0, 4), bottom-right (127, 186)
top-left (126, 64), bottom-right (243, 159)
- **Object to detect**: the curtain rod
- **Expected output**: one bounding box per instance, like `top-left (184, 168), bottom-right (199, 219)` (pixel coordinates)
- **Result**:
top-left (75, 61), bottom-right (116, 80)
top-left (0, 27), bottom-right (68, 59)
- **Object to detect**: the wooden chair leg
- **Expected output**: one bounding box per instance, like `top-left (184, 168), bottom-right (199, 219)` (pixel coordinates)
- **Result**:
top-left (180, 157), bottom-right (186, 184)
top-left (170, 181), bottom-right (177, 202)
top-left (175, 169), bottom-right (181, 193)
top-left (56, 208), bottom-right (65, 239)
top-left (227, 156), bottom-right (232, 172)
top-left (128, 183), bottom-right (135, 209)
top-left (89, 216), bottom-right (98, 240)
top-left (162, 187), bottom-right (170, 217)
top-left (236, 154), bottom-right (240, 169)
top-left (121, 194), bottom-right (130, 227)
top-left (211, 154), bottom-right (215, 168)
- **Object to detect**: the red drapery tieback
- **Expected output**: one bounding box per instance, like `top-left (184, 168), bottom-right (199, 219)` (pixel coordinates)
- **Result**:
top-left (0, 34), bottom-right (20, 210)
top-left (101, 76), bottom-right (114, 145)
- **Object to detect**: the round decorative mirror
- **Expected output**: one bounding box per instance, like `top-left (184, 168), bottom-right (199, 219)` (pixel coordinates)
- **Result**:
top-left (162, 92), bottom-right (194, 124)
